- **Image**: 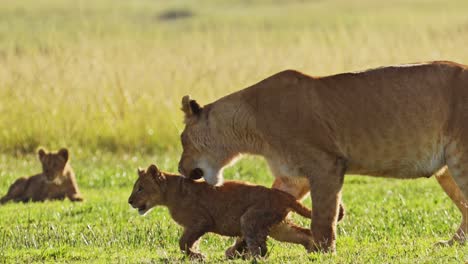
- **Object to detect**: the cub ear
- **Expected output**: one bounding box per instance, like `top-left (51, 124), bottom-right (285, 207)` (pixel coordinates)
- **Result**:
top-left (38, 148), bottom-right (46, 161)
top-left (147, 164), bottom-right (165, 181)
top-left (181, 95), bottom-right (202, 119)
top-left (137, 167), bottom-right (145, 177)
top-left (58, 148), bottom-right (69, 161)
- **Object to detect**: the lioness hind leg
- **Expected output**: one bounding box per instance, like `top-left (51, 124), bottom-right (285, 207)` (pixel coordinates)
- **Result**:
top-left (269, 220), bottom-right (314, 252)
top-left (435, 167), bottom-right (467, 245)
top-left (442, 141), bottom-right (468, 245)
top-left (272, 177), bottom-right (310, 201)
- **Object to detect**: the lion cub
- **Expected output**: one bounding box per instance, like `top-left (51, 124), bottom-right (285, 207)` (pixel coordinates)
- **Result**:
top-left (128, 164), bottom-right (314, 260)
top-left (0, 148), bottom-right (83, 204)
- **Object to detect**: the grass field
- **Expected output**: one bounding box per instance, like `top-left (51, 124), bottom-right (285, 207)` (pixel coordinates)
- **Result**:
top-left (0, 0), bottom-right (467, 262)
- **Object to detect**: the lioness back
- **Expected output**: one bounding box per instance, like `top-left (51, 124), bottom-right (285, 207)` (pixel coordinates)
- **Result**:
top-left (233, 61), bottom-right (467, 178)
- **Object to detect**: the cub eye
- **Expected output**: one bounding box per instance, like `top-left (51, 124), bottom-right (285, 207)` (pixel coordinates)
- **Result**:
top-left (137, 186), bottom-right (143, 193)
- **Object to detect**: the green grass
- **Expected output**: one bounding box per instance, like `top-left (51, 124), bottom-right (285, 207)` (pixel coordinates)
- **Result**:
top-left (0, 0), bottom-right (468, 262)
top-left (0, 153), bottom-right (466, 263)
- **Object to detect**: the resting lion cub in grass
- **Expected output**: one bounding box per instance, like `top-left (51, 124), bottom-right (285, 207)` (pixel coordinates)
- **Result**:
top-left (128, 164), bottom-right (316, 260)
top-left (0, 148), bottom-right (83, 204)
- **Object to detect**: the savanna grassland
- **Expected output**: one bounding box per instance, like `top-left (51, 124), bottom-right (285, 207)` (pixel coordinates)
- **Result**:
top-left (0, 0), bottom-right (467, 262)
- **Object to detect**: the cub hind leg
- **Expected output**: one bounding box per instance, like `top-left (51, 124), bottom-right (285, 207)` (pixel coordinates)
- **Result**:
top-left (240, 208), bottom-right (284, 258)
top-left (269, 220), bottom-right (314, 252)
top-left (0, 178), bottom-right (29, 204)
top-left (225, 237), bottom-right (248, 259)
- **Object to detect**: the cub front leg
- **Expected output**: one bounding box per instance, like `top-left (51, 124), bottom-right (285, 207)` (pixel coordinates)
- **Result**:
top-left (66, 178), bottom-right (84, 202)
top-left (225, 237), bottom-right (248, 259)
top-left (179, 228), bottom-right (206, 260)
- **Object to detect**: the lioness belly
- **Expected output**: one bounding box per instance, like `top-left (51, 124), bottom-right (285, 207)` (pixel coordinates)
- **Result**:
top-left (347, 145), bottom-right (445, 178)
top-left (318, 66), bottom-right (451, 179)
top-left (342, 115), bottom-right (447, 179)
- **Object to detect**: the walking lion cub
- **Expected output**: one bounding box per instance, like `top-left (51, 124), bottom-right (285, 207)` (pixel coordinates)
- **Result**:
top-left (0, 148), bottom-right (83, 204)
top-left (128, 164), bottom-right (316, 260)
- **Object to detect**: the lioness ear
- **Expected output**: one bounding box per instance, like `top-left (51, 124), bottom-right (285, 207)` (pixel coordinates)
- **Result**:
top-left (181, 95), bottom-right (202, 119)
top-left (58, 148), bottom-right (69, 161)
top-left (38, 148), bottom-right (46, 161)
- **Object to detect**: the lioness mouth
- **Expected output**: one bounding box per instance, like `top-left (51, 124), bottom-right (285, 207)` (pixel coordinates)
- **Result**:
top-left (189, 168), bottom-right (203, 180)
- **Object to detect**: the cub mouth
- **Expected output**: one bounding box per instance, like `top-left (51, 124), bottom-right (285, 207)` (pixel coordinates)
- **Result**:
top-left (189, 168), bottom-right (204, 180)
top-left (137, 205), bottom-right (147, 215)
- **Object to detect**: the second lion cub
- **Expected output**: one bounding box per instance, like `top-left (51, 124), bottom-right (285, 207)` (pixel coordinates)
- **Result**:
top-left (128, 164), bottom-right (315, 260)
top-left (0, 148), bottom-right (83, 204)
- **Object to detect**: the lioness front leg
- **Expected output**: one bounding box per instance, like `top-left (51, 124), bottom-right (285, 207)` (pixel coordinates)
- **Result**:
top-left (307, 157), bottom-right (346, 252)
top-left (179, 228), bottom-right (206, 260)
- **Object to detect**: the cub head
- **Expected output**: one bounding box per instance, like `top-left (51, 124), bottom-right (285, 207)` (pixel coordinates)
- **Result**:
top-left (178, 95), bottom-right (239, 186)
top-left (128, 164), bottom-right (166, 216)
top-left (38, 148), bottom-right (70, 182)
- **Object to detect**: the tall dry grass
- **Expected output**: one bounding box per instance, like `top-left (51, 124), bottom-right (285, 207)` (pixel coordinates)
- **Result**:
top-left (1, 0), bottom-right (468, 153)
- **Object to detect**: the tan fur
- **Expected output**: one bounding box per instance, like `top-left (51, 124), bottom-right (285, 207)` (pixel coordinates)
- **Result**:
top-left (128, 164), bottom-right (314, 260)
top-left (0, 148), bottom-right (83, 204)
top-left (178, 61), bottom-right (468, 252)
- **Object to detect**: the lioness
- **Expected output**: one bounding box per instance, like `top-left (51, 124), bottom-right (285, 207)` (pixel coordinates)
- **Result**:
top-left (128, 164), bottom-right (317, 259)
top-left (178, 61), bottom-right (468, 252)
top-left (0, 148), bottom-right (83, 203)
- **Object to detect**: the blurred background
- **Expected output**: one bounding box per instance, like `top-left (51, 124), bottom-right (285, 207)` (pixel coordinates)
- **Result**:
top-left (1, 0), bottom-right (468, 155)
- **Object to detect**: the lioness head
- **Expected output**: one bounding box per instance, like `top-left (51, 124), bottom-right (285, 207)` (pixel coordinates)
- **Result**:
top-left (178, 95), bottom-right (240, 186)
top-left (38, 148), bottom-right (69, 182)
top-left (128, 164), bottom-right (166, 216)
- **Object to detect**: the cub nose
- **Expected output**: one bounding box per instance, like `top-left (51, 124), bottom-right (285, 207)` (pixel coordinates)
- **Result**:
top-left (128, 198), bottom-right (133, 205)
top-left (178, 163), bottom-right (184, 175)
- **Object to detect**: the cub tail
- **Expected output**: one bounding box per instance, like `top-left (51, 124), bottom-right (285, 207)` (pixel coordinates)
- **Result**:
top-left (289, 200), bottom-right (312, 219)
top-left (290, 199), bottom-right (346, 222)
